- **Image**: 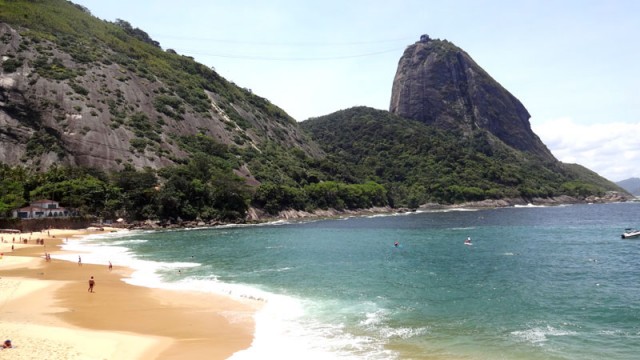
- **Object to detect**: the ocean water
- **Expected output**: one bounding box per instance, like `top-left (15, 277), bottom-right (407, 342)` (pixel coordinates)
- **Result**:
top-left (56, 202), bottom-right (640, 359)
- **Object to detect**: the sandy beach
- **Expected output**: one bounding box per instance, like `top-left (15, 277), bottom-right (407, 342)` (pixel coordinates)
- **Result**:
top-left (0, 228), bottom-right (258, 359)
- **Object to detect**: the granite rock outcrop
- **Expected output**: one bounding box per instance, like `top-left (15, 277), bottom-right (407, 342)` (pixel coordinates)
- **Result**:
top-left (0, 18), bottom-right (321, 172)
top-left (390, 35), bottom-right (554, 161)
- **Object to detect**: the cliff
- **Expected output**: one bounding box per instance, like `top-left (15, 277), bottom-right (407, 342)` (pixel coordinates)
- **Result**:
top-left (389, 35), bottom-right (554, 161)
top-left (0, 1), bottom-right (322, 173)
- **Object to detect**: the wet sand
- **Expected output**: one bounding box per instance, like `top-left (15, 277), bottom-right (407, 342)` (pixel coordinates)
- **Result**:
top-left (0, 228), bottom-right (258, 359)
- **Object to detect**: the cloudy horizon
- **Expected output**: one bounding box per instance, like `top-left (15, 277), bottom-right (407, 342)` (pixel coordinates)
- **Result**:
top-left (533, 118), bottom-right (640, 182)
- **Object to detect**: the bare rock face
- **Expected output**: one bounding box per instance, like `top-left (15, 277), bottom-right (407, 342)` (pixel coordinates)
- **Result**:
top-left (390, 35), bottom-right (554, 161)
top-left (0, 21), bottom-right (322, 172)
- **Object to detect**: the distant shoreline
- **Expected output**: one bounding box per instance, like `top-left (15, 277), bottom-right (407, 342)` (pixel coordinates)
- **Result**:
top-left (122, 191), bottom-right (632, 231)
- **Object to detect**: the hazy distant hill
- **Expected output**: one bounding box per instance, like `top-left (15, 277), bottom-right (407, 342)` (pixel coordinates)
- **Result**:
top-left (617, 178), bottom-right (640, 195)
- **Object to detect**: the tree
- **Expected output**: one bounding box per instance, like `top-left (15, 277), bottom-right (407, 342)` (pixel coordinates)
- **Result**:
top-left (111, 166), bottom-right (159, 220)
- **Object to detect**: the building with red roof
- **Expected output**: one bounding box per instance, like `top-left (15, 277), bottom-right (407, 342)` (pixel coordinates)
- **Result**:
top-left (12, 200), bottom-right (72, 219)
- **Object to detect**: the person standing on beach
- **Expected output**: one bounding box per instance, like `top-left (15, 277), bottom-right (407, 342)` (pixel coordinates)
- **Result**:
top-left (78, 255), bottom-right (82, 266)
top-left (108, 261), bottom-right (112, 271)
top-left (88, 276), bottom-right (95, 293)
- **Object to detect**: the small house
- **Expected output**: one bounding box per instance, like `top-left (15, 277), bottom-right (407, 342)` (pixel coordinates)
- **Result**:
top-left (12, 199), bottom-right (71, 219)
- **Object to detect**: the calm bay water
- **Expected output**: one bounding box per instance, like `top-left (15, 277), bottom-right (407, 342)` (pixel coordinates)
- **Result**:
top-left (60, 202), bottom-right (640, 359)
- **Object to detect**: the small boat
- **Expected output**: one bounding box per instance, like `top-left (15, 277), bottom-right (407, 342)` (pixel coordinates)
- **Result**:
top-left (621, 228), bottom-right (640, 239)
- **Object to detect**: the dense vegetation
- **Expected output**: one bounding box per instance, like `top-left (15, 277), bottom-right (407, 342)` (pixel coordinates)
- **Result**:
top-left (0, 160), bottom-right (389, 221)
top-left (301, 107), bottom-right (621, 207)
top-left (0, 130), bottom-right (390, 220)
top-left (0, 161), bottom-right (236, 221)
top-left (2, 106), bottom-right (621, 222)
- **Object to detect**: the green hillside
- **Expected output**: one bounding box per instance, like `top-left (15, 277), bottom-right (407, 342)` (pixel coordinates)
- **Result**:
top-left (301, 107), bottom-right (625, 207)
top-left (0, 0), bottom-right (333, 221)
top-left (0, 0), bottom-right (290, 125)
top-left (0, 0), bottom-right (321, 171)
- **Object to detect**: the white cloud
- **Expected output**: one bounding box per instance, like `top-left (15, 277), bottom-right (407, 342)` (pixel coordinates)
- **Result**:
top-left (532, 118), bottom-right (640, 182)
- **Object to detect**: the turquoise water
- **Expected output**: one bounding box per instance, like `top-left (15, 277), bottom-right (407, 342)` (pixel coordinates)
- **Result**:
top-left (64, 202), bottom-right (640, 359)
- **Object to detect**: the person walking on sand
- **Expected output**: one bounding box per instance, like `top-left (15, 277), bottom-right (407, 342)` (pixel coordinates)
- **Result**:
top-left (108, 261), bottom-right (112, 271)
top-left (88, 276), bottom-right (95, 293)
top-left (78, 255), bottom-right (82, 266)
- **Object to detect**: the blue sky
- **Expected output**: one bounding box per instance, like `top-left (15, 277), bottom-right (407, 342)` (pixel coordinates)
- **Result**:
top-left (73, 0), bottom-right (640, 182)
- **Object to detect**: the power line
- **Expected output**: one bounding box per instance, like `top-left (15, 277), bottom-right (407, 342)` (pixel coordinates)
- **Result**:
top-left (171, 47), bottom-right (405, 61)
top-left (151, 34), bottom-right (415, 47)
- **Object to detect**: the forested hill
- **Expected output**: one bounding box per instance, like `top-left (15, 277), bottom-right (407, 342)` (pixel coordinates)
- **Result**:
top-left (0, 0), bottom-right (321, 172)
top-left (0, 0), bottom-right (336, 222)
top-left (301, 107), bottom-right (626, 207)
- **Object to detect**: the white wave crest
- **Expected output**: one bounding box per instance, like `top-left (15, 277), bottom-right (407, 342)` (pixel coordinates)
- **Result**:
top-left (511, 325), bottom-right (577, 344)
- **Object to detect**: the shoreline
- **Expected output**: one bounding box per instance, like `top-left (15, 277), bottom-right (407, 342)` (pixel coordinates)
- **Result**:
top-left (0, 228), bottom-right (258, 359)
top-left (123, 192), bottom-right (633, 231)
top-left (1, 200), bottom-right (635, 359)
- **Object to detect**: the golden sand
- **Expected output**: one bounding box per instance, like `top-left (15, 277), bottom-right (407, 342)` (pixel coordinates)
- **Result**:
top-left (0, 228), bottom-right (258, 359)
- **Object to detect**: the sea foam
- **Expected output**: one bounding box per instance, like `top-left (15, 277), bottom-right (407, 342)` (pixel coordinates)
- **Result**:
top-left (511, 325), bottom-right (577, 344)
top-left (54, 231), bottom-right (396, 360)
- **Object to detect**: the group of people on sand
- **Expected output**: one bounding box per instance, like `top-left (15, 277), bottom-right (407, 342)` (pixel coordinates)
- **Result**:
top-left (1, 236), bottom-right (46, 245)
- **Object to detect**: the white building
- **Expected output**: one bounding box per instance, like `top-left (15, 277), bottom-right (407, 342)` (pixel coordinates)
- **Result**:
top-left (12, 199), bottom-right (71, 219)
